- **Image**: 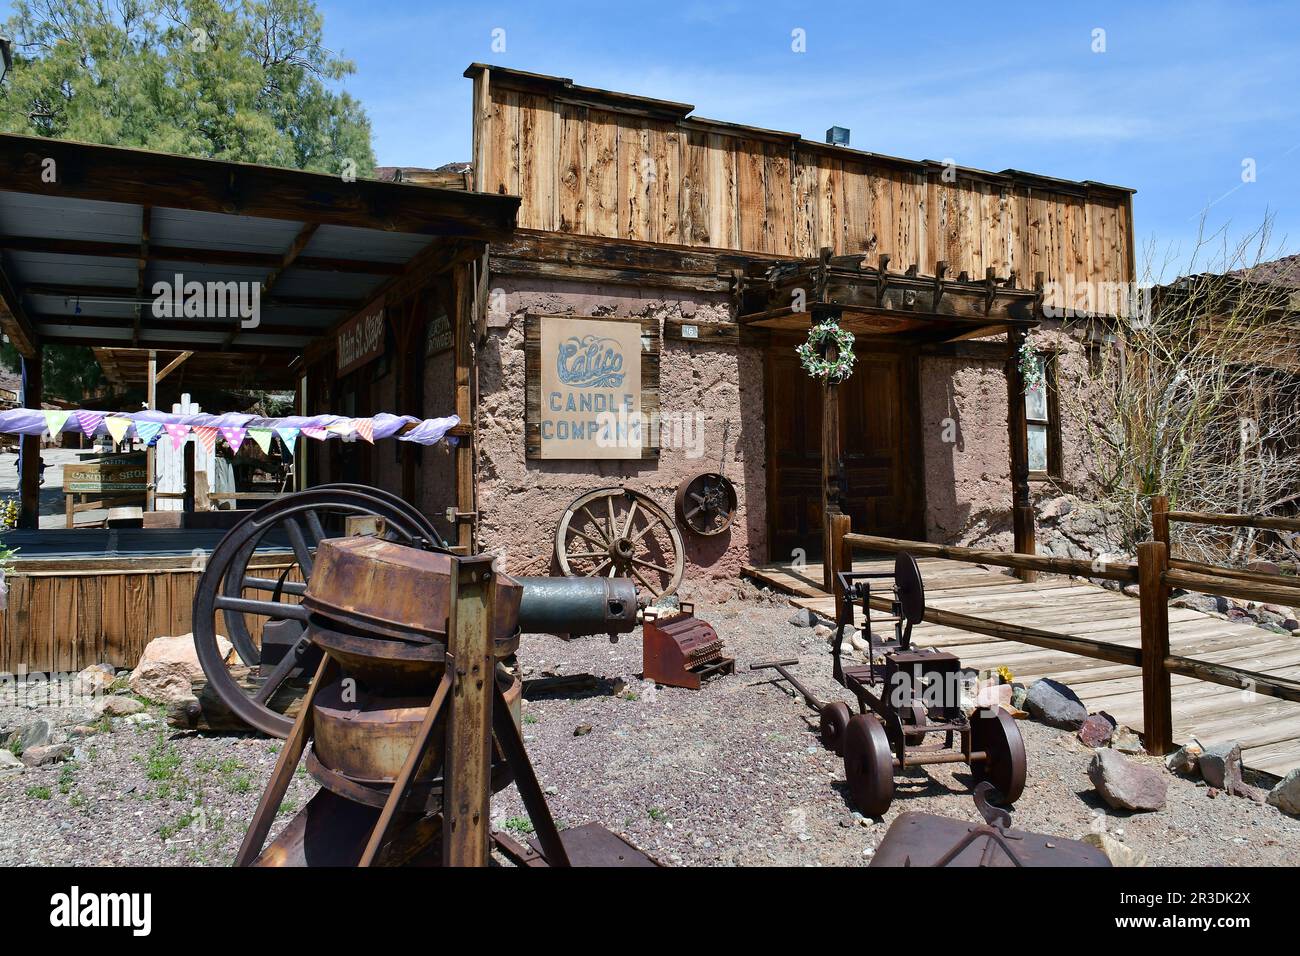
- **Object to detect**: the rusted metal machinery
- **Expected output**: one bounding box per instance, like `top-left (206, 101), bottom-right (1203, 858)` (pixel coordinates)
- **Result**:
top-left (675, 472), bottom-right (737, 536)
top-left (192, 486), bottom-right (637, 738)
top-left (753, 553), bottom-right (1026, 817)
top-left (870, 783), bottom-right (1108, 867)
top-left (642, 603), bottom-right (734, 689)
top-left (234, 535), bottom-right (655, 867)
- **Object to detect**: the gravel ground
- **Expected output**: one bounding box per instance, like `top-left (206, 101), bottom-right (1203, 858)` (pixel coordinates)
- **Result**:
top-left (2, 583), bottom-right (1298, 867)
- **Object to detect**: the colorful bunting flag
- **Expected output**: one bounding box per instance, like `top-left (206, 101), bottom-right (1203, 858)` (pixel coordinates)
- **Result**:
top-left (74, 411), bottom-right (104, 438)
top-left (43, 410), bottom-right (70, 438)
top-left (219, 426), bottom-right (246, 453)
top-left (274, 427), bottom-right (300, 454)
top-left (164, 423), bottom-right (190, 450)
top-left (135, 421), bottom-right (164, 447)
top-left (193, 426), bottom-right (219, 455)
top-left (104, 416), bottom-right (132, 445)
top-left (351, 418), bottom-right (375, 443)
top-left (248, 428), bottom-right (275, 456)
top-left (301, 426), bottom-right (328, 441)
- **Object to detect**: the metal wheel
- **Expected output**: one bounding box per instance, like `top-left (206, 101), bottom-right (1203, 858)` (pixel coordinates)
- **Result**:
top-left (193, 487), bottom-right (444, 738)
top-left (970, 708), bottom-right (1027, 806)
top-left (819, 701), bottom-right (852, 755)
top-left (555, 487), bottom-right (684, 602)
top-left (675, 472), bottom-right (737, 536)
top-left (843, 714), bottom-right (895, 817)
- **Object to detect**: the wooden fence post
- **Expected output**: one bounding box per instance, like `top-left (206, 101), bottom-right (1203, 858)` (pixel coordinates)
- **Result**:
top-left (828, 512), bottom-right (852, 619)
top-left (1137, 539), bottom-right (1173, 755)
top-left (1150, 495), bottom-right (1169, 550)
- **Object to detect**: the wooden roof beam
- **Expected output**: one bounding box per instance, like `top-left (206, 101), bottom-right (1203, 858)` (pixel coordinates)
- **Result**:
top-left (0, 257), bottom-right (39, 357)
top-left (0, 132), bottom-right (520, 239)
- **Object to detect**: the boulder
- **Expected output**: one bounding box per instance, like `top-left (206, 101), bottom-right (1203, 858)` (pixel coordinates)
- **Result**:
top-left (4, 717), bottom-right (51, 753)
top-left (128, 660), bottom-right (195, 706)
top-left (131, 633), bottom-right (231, 685)
top-left (0, 750), bottom-right (24, 773)
top-left (94, 696), bottom-right (145, 718)
top-left (1111, 726), bottom-right (1144, 754)
top-left (71, 663), bottom-right (117, 697)
top-left (788, 608), bottom-right (818, 628)
top-left (1082, 831), bottom-right (1147, 867)
top-left (1166, 742), bottom-right (1202, 775)
top-left (1078, 713), bottom-right (1116, 748)
top-left (812, 623), bottom-right (834, 641)
top-left (20, 743), bottom-right (73, 768)
top-left (1088, 749), bottom-right (1168, 812)
top-left (1267, 768), bottom-right (1300, 816)
top-left (1024, 678), bottom-right (1088, 730)
top-left (1199, 741), bottom-right (1243, 793)
top-left (1010, 684), bottom-right (1028, 710)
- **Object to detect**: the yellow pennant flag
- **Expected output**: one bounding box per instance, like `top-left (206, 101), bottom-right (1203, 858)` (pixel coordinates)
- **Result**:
top-left (104, 416), bottom-right (132, 445)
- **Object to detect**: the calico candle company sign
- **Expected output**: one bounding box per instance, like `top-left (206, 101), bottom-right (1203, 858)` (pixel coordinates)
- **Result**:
top-left (65, 452), bottom-right (148, 493)
top-left (337, 296), bottom-right (387, 376)
top-left (537, 316), bottom-right (642, 459)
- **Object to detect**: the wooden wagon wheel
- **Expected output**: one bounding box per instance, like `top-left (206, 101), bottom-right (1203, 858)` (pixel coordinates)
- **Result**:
top-left (555, 487), bottom-right (685, 602)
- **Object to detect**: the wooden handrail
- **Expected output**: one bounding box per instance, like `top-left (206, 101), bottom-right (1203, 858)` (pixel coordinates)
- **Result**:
top-left (843, 532), bottom-right (1139, 583)
top-left (1169, 556), bottom-right (1299, 587)
top-left (1167, 510), bottom-right (1300, 533)
top-left (1164, 655), bottom-right (1300, 704)
top-left (1162, 568), bottom-right (1300, 607)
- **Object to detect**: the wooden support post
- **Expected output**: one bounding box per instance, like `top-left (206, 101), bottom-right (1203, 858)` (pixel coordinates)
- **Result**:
top-left (1005, 327), bottom-right (1036, 581)
top-left (1137, 540), bottom-right (1173, 756)
top-left (442, 554), bottom-right (496, 867)
top-left (454, 262), bottom-right (476, 552)
top-left (18, 349), bottom-right (42, 529)
top-left (145, 350), bottom-right (157, 512)
top-left (818, 306), bottom-right (844, 590)
top-left (1151, 494), bottom-right (1169, 551)
top-left (829, 512), bottom-right (852, 620)
top-left (182, 438), bottom-right (196, 513)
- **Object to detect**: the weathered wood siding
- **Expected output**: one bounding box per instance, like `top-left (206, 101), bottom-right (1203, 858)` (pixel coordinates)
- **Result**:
top-left (470, 69), bottom-right (1135, 316)
top-left (0, 561), bottom-right (301, 674)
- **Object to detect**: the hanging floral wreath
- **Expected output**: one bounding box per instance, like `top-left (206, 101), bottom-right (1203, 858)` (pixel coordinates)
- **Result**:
top-left (1018, 338), bottom-right (1046, 392)
top-left (796, 319), bottom-right (857, 382)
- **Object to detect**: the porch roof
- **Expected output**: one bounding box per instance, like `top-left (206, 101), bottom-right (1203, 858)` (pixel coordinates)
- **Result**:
top-left (0, 133), bottom-right (520, 361)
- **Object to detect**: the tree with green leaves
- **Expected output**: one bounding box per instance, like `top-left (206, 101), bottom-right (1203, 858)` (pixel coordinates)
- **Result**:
top-left (0, 0), bottom-right (376, 402)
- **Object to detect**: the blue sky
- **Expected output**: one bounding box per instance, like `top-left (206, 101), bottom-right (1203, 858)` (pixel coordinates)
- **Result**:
top-left (311, 0), bottom-right (1299, 276)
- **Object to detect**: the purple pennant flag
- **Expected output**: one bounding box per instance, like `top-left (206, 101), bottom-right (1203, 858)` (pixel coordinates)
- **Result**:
top-left (74, 410), bottom-right (104, 438)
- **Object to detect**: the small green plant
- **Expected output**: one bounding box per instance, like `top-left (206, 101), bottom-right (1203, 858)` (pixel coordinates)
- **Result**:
top-left (504, 815), bottom-right (534, 834)
top-left (648, 807), bottom-right (668, 822)
top-left (142, 739), bottom-right (182, 781)
top-left (69, 791), bottom-right (88, 809)
top-left (621, 691), bottom-right (640, 702)
top-left (278, 797), bottom-right (298, 816)
top-left (26, 785), bottom-right (52, 800)
top-left (6, 736), bottom-right (21, 757)
top-left (159, 810), bottom-right (197, 840)
top-left (57, 762), bottom-right (79, 795)
top-left (228, 774), bottom-right (253, 794)
top-left (522, 713), bottom-right (539, 725)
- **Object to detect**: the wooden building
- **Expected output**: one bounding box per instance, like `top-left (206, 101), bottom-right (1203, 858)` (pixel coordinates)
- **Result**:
top-left (0, 62), bottom-right (1137, 670)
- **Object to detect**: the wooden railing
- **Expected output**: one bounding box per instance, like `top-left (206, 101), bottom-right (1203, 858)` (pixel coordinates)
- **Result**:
top-left (836, 501), bottom-right (1300, 757)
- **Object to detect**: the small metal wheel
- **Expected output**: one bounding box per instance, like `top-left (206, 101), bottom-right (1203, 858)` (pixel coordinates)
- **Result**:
top-left (819, 701), bottom-right (852, 755)
top-left (675, 472), bottom-right (737, 536)
top-left (555, 487), bottom-right (685, 602)
top-left (970, 708), bottom-right (1027, 805)
top-left (843, 713), bottom-right (895, 817)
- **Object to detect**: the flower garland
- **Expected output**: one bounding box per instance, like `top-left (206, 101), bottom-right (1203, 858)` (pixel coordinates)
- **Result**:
top-left (1018, 338), bottom-right (1046, 392)
top-left (796, 319), bottom-right (857, 382)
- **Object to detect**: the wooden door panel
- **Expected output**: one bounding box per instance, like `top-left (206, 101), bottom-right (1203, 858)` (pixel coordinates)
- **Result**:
top-left (767, 345), bottom-right (923, 558)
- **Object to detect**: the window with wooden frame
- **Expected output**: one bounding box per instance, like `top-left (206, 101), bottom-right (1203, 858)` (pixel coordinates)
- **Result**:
top-left (1025, 350), bottom-right (1062, 479)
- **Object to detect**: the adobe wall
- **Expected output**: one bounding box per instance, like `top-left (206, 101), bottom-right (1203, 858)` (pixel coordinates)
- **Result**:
top-left (918, 320), bottom-right (1109, 550)
top-left (473, 276), bottom-right (767, 596)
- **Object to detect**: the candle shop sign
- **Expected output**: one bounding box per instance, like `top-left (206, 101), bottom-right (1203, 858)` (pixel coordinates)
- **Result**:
top-left (525, 315), bottom-right (659, 460)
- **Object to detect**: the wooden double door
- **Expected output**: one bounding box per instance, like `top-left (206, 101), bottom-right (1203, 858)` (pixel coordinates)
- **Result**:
top-left (765, 343), bottom-right (924, 561)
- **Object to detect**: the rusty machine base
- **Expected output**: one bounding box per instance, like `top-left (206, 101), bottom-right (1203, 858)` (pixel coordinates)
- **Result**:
top-left (234, 536), bottom-right (655, 868)
top-left (869, 784), bottom-right (1109, 868)
top-left (642, 603), bottom-right (734, 689)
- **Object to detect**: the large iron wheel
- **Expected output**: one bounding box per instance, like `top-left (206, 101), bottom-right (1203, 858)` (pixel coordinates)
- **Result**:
top-left (970, 708), bottom-right (1027, 806)
top-left (675, 472), bottom-right (737, 536)
top-left (554, 487), bottom-right (684, 602)
top-left (192, 486), bottom-right (446, 738)
top-left (843, 713), bottom-right (895, 817)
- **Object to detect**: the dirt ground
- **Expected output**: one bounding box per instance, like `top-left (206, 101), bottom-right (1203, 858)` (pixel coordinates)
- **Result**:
top-left (2, 584), bottom-right (1298, 867)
